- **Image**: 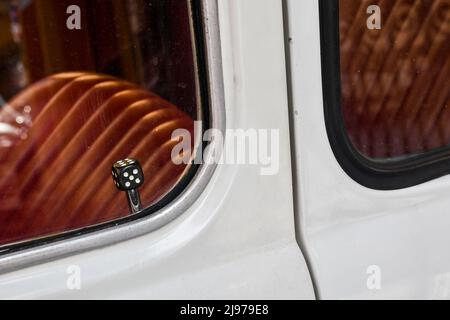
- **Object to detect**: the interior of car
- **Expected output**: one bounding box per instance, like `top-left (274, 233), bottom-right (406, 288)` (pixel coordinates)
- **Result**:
top-left (339, 0), bottom-right (450, 159)
top-left (0, 0), bottom-right (196, 246)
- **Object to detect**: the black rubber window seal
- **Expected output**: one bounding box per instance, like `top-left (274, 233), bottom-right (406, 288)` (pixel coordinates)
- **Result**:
top-left (319, 0), bottom-right (450, 191)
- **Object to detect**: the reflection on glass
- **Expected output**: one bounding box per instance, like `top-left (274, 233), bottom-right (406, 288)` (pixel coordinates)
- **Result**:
top-left (0, 0), bottom-right (197, 246)
top-left (339, 0), bottom-right (450, 159)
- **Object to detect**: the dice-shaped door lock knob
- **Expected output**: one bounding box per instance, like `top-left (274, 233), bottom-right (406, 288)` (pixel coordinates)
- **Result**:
top-left (112, 159), bottom-right (144, 214)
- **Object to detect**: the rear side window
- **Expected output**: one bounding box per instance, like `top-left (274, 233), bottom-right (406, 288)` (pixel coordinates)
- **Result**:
top-left (0, 0), bottom-right (203, 248)
top-left (340, 0), bottom-right (449, 159)
top-left (320, 0), bottom-right (450, 189)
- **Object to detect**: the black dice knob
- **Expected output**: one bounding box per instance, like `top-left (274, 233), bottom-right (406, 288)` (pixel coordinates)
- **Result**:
top-left (112, 159), bottom-right (144, 213)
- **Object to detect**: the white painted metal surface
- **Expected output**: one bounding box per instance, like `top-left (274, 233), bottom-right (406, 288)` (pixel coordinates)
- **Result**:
top-left (287, 0), bottom-right (450, 300)
top-left (0, 0), bottom-right (315, 299)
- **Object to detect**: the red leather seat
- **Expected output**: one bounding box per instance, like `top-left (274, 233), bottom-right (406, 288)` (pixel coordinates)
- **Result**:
top-left (0, 72), bottom-right (194, 245)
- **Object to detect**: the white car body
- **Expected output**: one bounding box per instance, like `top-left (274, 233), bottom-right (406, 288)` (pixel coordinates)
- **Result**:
top-left (1, 0), bottom-right (448, 300)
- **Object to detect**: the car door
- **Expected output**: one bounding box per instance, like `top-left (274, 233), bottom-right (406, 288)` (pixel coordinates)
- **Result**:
top-left (0, 0), bottom-right (315, 299)
top-left (286, 0), bottom-right (450, 299)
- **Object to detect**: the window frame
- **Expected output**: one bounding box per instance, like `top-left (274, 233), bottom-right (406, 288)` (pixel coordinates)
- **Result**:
top-left (320, 0), bottom-right (450, 190)
top-left (0, 0), bottom-right (225, 272)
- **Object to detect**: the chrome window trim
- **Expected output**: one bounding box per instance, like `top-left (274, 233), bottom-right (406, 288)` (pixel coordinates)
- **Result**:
top-left (0, 0), bottom-right (225, 274)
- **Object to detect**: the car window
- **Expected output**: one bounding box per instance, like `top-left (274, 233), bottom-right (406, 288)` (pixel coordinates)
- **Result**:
top-left (0, 0), bottom-right (201, 247)
top-left (339, 0), bottom-right (450, 160)
top-left (320, 0), bottom-right (450, 189)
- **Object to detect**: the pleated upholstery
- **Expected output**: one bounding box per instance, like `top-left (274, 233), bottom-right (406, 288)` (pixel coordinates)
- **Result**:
top-left (0, 72), bottom-right (194, 245)
top-left (339, 0), bottom-right (450, 159)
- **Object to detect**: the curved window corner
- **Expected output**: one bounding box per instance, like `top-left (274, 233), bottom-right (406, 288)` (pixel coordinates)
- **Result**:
top-left (320, 0), bottom-right (450, 190)
top-left (0, 0), bottom-right (223, 266)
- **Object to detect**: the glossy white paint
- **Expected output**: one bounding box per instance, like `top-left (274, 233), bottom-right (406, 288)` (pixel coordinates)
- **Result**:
top-left (0, 0), bottom-right (315, 299)
top-left (287, 0), bottom-right (450, 299)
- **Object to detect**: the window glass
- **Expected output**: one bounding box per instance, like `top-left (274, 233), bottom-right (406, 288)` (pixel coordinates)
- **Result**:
top-left (339, 0), bottom-right (450, 159)
top-left (0, 0), bottom-right (198, 246)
